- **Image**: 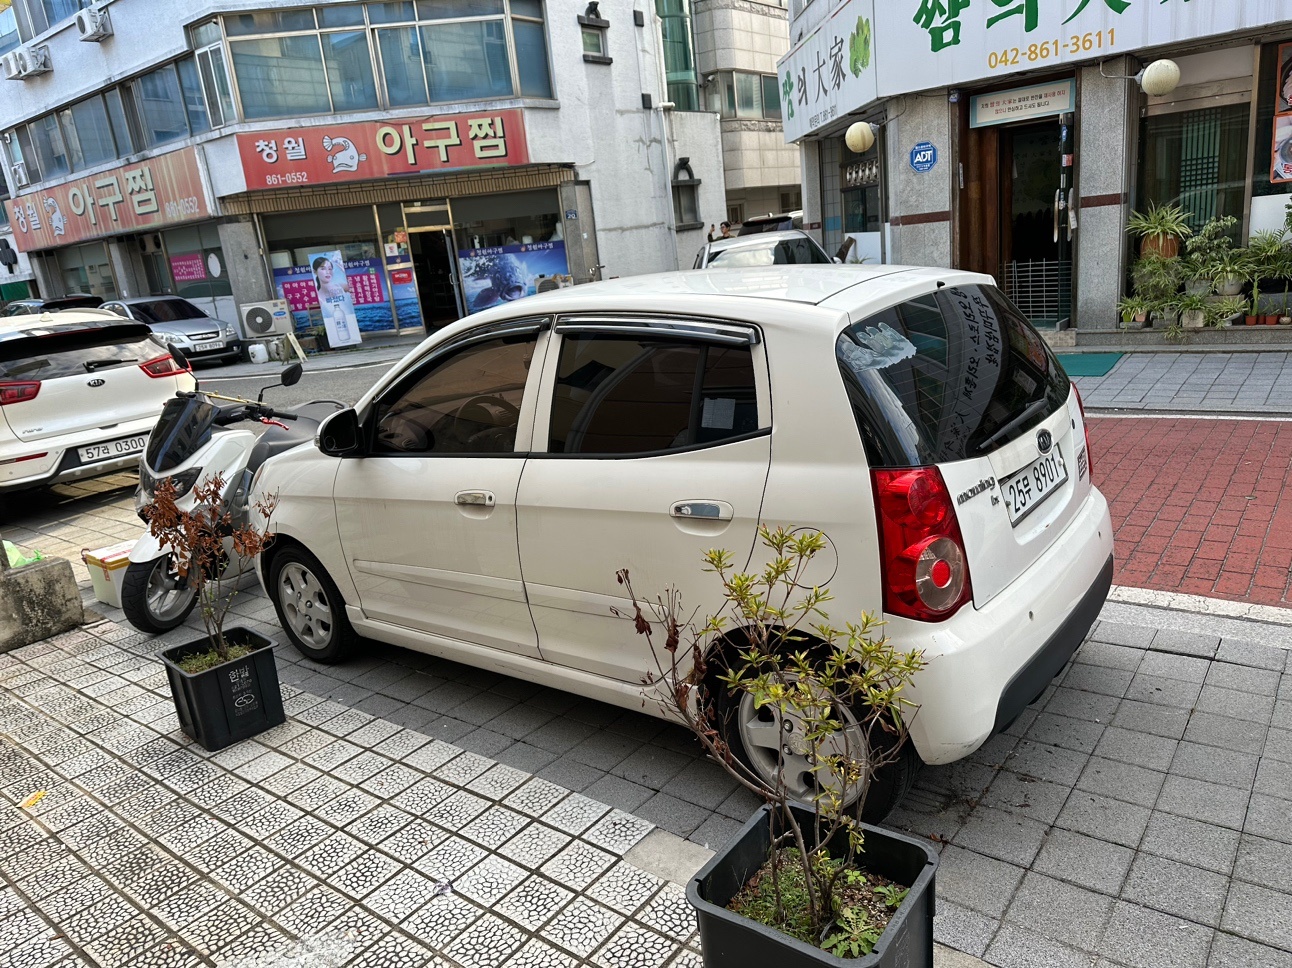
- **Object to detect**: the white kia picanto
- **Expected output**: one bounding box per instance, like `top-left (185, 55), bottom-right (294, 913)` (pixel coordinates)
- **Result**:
top-left (254, 266), bottom-right (1114, 819)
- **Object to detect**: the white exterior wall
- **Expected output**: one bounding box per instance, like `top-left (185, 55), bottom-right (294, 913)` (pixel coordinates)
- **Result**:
top-left (0, 0), bottom-right (724, 281)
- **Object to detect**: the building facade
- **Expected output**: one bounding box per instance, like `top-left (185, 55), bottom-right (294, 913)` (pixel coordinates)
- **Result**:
top-left (692, 0), bottom-right (800, 225)
top-left (0, 0), bottom-right (724, 339)
top-left (780, 0), bottom-right (1292, 332)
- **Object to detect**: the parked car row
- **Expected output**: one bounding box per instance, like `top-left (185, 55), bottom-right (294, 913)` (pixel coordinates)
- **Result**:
top-left (2, 294), bottom-right (243, 366)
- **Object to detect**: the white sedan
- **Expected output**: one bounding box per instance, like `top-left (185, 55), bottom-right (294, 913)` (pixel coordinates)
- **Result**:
top-left (253, 266), bottom-right (1113, 820)
top-left (0, 309), bottom-right (193, 504)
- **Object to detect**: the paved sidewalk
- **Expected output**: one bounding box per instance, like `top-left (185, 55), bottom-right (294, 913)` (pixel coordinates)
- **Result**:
top-left (1073, 352), bottom-right (1292, 413)
top-left (1092, 417), bottom-right (1292, 609)
top-left (209, 334), bottom-right (424, 380)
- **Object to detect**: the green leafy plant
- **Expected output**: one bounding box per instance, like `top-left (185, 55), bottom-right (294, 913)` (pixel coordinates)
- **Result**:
top-left (848, 16), bottom-right (872, 75)
top-left (1245, 230), bottom-right (1286, 318)
top-left (875, 883), bottom-right (909, 909)
top-left (1130, 252), bottom-right (1183, 327)
top-left (823, 906), bottom-right (882, 958)
top-left (1127, 202), bottom-right (1192, 257)
top-left (616, 527), bottom-right (926, 947)
top-left (1207, 295), bottom-right (1247, 327)
top-left (1118, 296), bottom-right (1148, 328)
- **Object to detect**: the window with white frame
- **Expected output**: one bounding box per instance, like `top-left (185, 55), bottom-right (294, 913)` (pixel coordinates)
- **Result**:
top-left (707, 70), bottom-right (782, 121)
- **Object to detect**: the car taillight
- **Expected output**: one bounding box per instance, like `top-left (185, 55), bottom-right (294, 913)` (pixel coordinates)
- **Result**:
top-left (872, 466), bottom-right (973, 622)
top-left (0, 381), bottom-right (40, 405)
top-left (141, 355), bottom-right (189, 378)
top-left (1072, 384), bottom-right (1094, 483)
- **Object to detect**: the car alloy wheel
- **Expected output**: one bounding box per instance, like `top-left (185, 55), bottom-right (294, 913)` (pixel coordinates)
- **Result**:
top-left (278, 561), bottom-right (335, 649)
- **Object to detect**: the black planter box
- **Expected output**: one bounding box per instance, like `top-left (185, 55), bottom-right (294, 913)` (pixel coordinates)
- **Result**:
top-left (160, 628), bottom-right (286, 752)
top-left (688, 804), bottom-right (938, 968)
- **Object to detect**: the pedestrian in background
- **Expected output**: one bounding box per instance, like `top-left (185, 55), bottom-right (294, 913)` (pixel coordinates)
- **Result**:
top-left (707, 221), bottom-right (732, 243)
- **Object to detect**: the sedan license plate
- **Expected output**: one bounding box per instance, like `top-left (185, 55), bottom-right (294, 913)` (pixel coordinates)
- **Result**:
top-left (1002, 448), bottom-right (1067, 525)
top-left (78, 435), bottom-right (147, 465)
top-left (193, 340), bottom-right (223, 353)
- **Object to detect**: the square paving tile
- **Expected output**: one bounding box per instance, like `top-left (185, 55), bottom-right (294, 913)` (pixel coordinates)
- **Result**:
top-left (1101, 901), bottom-right (1212, 968)
top-left (1121, 852), bottom-right (1229, 927)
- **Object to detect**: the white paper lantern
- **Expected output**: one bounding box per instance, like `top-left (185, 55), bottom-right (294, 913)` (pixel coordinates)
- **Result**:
top-left (1139, 59), bottom-right (1181, 98)
top-left (845, 121), bottom-right (876, 155)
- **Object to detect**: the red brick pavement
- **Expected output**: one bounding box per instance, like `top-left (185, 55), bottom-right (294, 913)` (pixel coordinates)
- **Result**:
top-left (1090, 417), bottom-right (1292, 608)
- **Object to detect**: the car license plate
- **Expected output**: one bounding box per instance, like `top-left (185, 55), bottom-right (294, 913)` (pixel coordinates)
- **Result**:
top-left (78, 435), bottom-right (147, 464)
top-left (1002, 448), bottom-right (1068, 525)
top-left (193, 340), bottom-right (222, 353)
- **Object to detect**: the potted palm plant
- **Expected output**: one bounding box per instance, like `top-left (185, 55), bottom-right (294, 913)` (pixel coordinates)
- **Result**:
top-left (1245, 231), bottom-right (1286, 325)
top-left (617, 528), bottom-right (937, 968)
top-left (141, 475), bottom-right (285, 751)
top-left (1127, 202), bottom-right (1192, 258)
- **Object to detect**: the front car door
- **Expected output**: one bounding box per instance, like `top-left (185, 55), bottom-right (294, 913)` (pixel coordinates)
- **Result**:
top-left (332, 319), bottom-right (549, 657)
top-left (516, 317), bottom-right (773, 682)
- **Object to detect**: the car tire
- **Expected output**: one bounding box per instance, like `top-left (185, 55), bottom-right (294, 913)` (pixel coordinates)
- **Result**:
top-left (121, 556), bottom-right (199, 633)
top-left (267, 545), bottom-right (359, 663)
top-left (710, 657), bottom-right (921, 824)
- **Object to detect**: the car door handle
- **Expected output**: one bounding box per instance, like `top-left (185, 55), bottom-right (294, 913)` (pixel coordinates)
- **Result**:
top-left (455, 490), bottom-right (495, 507)
top-left (671, 501), bottom-right (732, 521)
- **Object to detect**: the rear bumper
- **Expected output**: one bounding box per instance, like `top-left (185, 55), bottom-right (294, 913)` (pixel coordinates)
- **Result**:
top-left (893, 486), bottom-right (1114, 765)
top-left (0, 420), bottom-right (156, 493)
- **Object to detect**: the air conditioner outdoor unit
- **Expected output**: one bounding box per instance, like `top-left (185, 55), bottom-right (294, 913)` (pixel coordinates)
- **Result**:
top-left (138, 233), bottom-right (162, 255)
top-left (10, 161), bottom-right (29, 188)
top-left (0, 52), bottom-right (21, 81)
top-left (240, 299), bottom-right (293, 338)
top-left (14, 46), bottom-right (52, 77)
top-left (75, 6), bottom-right (113, 42)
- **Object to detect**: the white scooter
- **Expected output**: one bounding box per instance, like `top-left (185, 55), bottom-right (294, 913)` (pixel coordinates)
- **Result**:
top-left (122, 355), bottom-right (343, 634)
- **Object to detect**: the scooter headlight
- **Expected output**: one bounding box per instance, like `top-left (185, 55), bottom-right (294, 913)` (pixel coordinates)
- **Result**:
top-left (138, 466), bottom-right (203, 499)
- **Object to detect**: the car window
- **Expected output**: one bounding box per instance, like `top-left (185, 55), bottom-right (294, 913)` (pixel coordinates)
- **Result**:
top-left (372, 334), bottom-right (536, 455)
top-left (548, 334), bottom-right (760, 455)
top-left (129, 298), bottom-right (208, 323)
top-left (0, 327), bottom-right (163, 380)
top-left (3, 304), bottom-right (32, 316)
top-left (708, 238), bottom-right (830, 268)
top-left (835, 284), bottom-right (1070, 466)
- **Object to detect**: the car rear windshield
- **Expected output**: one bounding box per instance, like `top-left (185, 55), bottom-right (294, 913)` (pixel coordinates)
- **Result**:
top-left (0, 325), bottom-right (163, 380)
top-left (129, 299), bottom-right (208, 323)
top-left (835, 284), bottom-right (1070, 467)
top-left (709, 239), bottom-right (831, 268)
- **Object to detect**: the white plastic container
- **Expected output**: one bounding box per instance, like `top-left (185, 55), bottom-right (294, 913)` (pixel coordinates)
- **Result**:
top-left (82, 540), bottom-right (136, 609)
top-left (247, 342), bottom-right (270, 364)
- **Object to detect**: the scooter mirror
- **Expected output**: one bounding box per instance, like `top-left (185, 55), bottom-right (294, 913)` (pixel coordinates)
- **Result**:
top-left (281, 362), bottom-right (303, 388)
top-left (169, 344), bottom-right (189, 368)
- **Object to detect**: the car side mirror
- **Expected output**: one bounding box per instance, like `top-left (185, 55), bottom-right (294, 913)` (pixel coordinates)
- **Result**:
top-left (281, 362), bottom-right (303, 387)
top-left (317, 408), bottom-right (363, 457)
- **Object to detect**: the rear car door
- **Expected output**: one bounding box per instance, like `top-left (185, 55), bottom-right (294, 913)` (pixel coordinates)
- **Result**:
top-left (836, 284), bottom-right (1084, 606)
top-left (516, 317), bottom-right (772, 682)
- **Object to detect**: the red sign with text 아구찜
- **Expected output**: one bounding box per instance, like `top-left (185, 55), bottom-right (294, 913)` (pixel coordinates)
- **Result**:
top-left (4, 147), bottom-right (210, 253)
top-left (236, 109), bottom-right (529, 191)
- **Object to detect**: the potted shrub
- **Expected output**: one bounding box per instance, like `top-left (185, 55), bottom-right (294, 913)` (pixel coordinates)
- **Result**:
top-left (1177, 292), bottom-right (1208, 329)
top-left (617, 528), bottom-right (937, 968)
top-left (1245, 230), bottom-right (1286, 324)
top-left (1127, 202), bottom-right (1192, 258)
top-left (1118, 296), bottom-right (1148, 329)
top-left (1207, 295), bottom-right (1246, 328)
top-left (1184, 215), bottom-right (1236, 294)
top-left (140, 474), bottom-right (286, 752)
top-left (1130, 253), bottom-right (1183, 329)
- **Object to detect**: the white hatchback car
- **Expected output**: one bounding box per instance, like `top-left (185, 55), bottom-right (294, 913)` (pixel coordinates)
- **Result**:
top-left (254, 266), bottom-right (1113, 818)
top-left (0, 310), bottom-right (194, 505)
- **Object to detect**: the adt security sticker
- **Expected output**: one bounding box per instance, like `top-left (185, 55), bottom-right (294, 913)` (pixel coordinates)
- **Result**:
top-left (909, 142), bottom-right (938, 173)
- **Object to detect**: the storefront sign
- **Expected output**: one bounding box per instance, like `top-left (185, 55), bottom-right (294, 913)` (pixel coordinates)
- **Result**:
top-left (237, 109), bottom-right (530, 191)
top-left (909, 142), bottom-right (938, 173)
top-left (779, 0), bottom-right (1286, 141)
top-left (169, 253), bottom-right (207, 283)
top-left (4, 147), bottom-right (210, 252)
top-left (781, 0), bottom-right (879, 143)
top-left (971, 79), bottom-right (1075, 128)
top-left (458, 242), bottom-right (570, 314)
top-left (1272, 42), bottom-right (1292, 185)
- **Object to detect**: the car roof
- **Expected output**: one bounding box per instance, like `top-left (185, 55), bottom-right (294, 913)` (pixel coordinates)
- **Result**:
top-left (114, 295), bottom-right (187, 304)
top-left (705, 230), bottom-right (819, 253)
top-left (0, 308), bottom-right (128, 336)
top-left (464, 265), bottom-right (993, 323)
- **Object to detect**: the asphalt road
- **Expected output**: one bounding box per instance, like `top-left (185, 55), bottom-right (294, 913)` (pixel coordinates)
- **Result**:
top-left (196, 359), bottom-right (398, 409)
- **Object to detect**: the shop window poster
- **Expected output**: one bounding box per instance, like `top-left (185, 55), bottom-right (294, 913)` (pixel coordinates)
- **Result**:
top-left (458, 242), bottom-right (572, 313)
top-left (308, 250), bottom-right (363, 348)
top-left (1272, 42), bottom-right (1292, 185)
top-left (272, 257), bottom-right (395, 335)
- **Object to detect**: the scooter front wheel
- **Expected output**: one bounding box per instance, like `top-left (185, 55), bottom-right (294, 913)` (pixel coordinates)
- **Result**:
top-left (121, 556), bottom-right (199, 633)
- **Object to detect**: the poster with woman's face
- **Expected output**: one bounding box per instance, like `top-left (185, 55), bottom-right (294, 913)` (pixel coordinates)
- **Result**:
top-left (1272, 43), bottom-right (1292, 184)
top-left (309, 249), bottom-right (362, 347)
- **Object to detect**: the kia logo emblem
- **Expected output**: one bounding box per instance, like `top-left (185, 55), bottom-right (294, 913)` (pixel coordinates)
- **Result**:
top-left (1037, 429), bottom-right (1053, 454)
top-left (87, 378), bottom-right (106, 388)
